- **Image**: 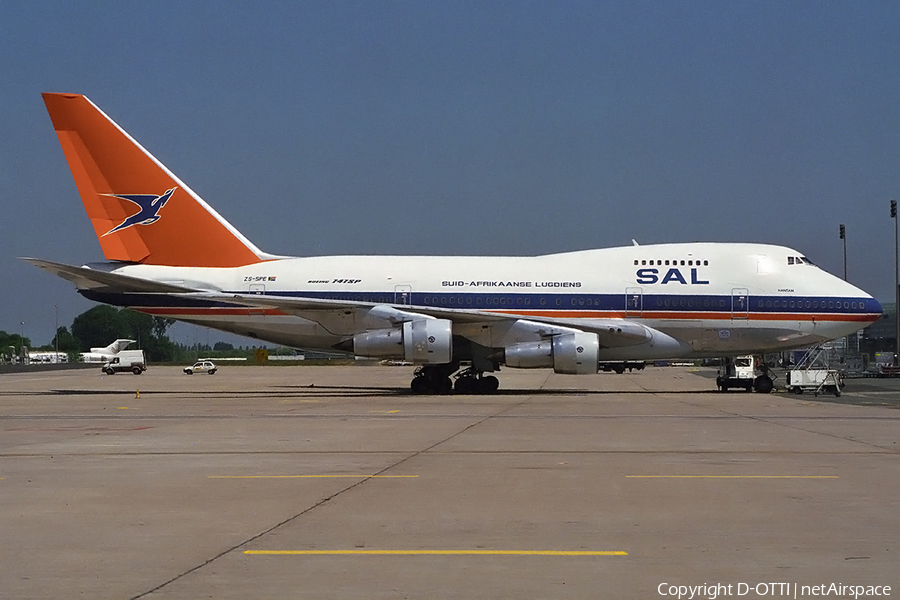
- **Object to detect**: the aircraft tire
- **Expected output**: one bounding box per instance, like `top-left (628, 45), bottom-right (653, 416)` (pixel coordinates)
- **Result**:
top-left (410, 376), bottom-right (429, 394)
top-left (454, 376), bottom-right (477, 394)
top-left (436, 376), bottom-right (453, 393)
top-left (478, 376), bottom-right (500, 394)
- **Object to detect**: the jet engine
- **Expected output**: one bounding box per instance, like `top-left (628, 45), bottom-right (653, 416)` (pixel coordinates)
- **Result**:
top-left (348, 319), bottom-right (453, 364)
top-left (503, 332), bottom-right (600, 374)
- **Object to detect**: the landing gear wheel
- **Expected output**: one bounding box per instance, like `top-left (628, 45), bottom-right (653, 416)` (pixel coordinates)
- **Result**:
top-left (454, 376), bottom-right (478, 394)
top-left (478, 375), bottom-right (499, 394)
top-left (436, 376), bottom-right (452, 393)
top-left (410, 365), bottom-right (455, 395)
top-left (410, 375), bottom-right (429, 394)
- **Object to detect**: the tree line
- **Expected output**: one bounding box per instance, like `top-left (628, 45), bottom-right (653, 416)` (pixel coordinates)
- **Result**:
top-left (2, 306), bottom-right (175, 362)
top-left (4, 306), bottom-right (290, 363)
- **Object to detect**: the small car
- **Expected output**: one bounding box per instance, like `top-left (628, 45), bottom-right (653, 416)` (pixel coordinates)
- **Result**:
top-left (184, 360), bottom-right (217, 375)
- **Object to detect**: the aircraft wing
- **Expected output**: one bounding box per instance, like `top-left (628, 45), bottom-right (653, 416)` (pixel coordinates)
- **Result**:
top-left (189, 292), bottom-right (657, 348)
top-left (22, 258), bottom-right (662, 349)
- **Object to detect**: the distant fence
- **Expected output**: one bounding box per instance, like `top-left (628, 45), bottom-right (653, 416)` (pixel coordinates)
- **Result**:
top-left (0, 362), bottom-right (98, 375)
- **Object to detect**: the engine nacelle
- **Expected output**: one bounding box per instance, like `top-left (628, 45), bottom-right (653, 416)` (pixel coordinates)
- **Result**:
top-left (503, 332), bottom-right (599, 374)
top-left (351, 319), bottom-right (453, 364)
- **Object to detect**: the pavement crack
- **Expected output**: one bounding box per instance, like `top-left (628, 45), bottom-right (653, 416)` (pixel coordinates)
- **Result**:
top-left (130, 396), bottom-right (530, 599)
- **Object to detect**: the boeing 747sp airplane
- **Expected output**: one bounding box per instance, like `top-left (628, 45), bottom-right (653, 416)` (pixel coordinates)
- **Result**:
top-left (24, 93), bottom-right (882, 393)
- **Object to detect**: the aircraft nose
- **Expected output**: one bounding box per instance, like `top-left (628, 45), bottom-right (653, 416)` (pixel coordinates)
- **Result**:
top-left (869, 296), bottom-right (884, 316)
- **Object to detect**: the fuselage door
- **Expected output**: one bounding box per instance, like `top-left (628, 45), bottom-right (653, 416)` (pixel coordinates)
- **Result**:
top-left (625, 287), bottom-right (643, 317)
top-left (395, 285), bottom-right (412, 305)
top-left (731, 288), bottom-right (749, 320)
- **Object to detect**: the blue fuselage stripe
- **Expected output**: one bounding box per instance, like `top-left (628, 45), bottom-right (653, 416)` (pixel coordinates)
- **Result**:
top-left (79, 290), bottom-right (881, 317)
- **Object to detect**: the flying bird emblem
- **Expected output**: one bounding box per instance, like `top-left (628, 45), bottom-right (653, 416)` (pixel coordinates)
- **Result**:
top-left (102, 187), bottom-right (176, 236)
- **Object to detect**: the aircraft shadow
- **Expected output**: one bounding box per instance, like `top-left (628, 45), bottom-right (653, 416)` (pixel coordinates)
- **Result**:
top-left (23, 386), bottom-right (724, 399)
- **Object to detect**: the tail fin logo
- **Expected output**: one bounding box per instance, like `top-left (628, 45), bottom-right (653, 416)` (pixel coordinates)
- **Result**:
top-left (101, 187), bottom-right (176, 237)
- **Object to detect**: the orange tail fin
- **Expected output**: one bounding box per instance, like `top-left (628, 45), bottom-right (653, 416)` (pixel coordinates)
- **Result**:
top-left (42, 93), bottom-right (268, 267)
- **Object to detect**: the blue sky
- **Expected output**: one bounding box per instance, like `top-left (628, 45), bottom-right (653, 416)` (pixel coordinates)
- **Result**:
top-left (2, 1), bottom-right (899, 347)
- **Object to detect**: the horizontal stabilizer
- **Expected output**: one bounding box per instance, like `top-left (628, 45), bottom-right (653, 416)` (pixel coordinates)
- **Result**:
top-left (20, 258), bottom-right (193, 293)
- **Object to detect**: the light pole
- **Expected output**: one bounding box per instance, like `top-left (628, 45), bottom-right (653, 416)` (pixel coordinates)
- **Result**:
top-left (893, 201), bottom-right (899, 365)
top-left (839, 224), bottom-right (847, 281)
top-left (54, 304), bottom-right (59, 363)
top-left (839, 224), bottom-right (849, 354)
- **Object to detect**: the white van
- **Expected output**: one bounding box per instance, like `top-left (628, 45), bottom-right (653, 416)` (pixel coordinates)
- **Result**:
top-left (102, 350), bottom-right (147, 375)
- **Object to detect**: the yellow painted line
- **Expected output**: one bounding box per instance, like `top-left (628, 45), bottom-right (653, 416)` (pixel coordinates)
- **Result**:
top-left (626, 475), bottom-right (838, 479)
top-left (245, 550), bottom-right (626, 556)
top-left (368, 410), bottom-right (400, 413)
top-left (210, 475), bottom-right (418, 479)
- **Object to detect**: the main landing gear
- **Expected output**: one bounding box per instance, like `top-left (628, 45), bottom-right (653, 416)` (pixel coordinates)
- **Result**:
top-left (410, 365), bottom-right (500, 395)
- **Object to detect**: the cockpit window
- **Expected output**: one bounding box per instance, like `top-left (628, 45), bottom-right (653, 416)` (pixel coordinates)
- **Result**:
top-left (788, 257), bottom-right (795, 265)
top-left (800, 256), bottom-right (815, 266)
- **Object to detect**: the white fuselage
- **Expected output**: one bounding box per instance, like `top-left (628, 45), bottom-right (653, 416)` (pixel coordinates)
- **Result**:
top-left (85, 242), bottom-right (881, 360)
